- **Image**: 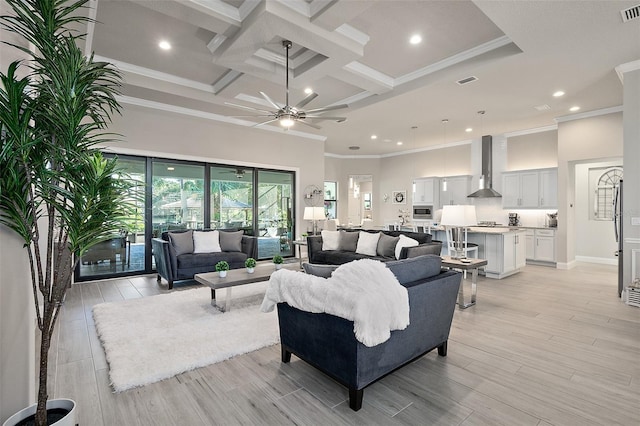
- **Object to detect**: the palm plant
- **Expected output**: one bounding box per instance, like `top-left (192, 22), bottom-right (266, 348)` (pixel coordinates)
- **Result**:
top-left (0, 0), bottom-right (132, 424)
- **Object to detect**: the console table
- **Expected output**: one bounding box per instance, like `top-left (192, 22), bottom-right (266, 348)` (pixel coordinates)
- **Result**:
top-left (441, 256), bottom-right (487, 309)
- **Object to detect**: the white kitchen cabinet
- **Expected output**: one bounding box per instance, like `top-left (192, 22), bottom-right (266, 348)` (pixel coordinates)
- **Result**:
top-left (526, 228), bottom-right (556, 263)
top-left (539, 169), bottom-right (558, 208)
top-left (502, 168), bottom-right (557, 209)
top-left (413, 178), bottom-right (439, 205)
top-left (439, 175), bottom-right (471, 207)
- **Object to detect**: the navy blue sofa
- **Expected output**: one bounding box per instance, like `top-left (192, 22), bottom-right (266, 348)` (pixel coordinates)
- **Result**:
top-left (276, 255), bottom-right (461, 410)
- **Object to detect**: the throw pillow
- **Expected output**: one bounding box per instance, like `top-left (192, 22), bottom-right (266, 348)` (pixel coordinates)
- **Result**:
top-left (193, 230), bottom-right (221, 253)
top-left (302, 262), bottom-right (338, 278)
top-left (395, 234), bottom-right (419, 260)
top-left (219, 230), bottom-right (243, 252)
top-left (377, 233), bottom-right (400, 257)
top-left (339, 230), bottom-right (359, 251)
top-left (321, 230), bottom-right (340, 251)
top-left (167, 230), bottom-right (194, 256)
top-left (355, 231), bottom-right (380, 256)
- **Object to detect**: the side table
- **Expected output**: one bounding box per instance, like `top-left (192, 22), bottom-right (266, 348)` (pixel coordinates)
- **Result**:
top-left (292, 239), bottom-right (307, 268)
top-left (441, 256), bottom-right (488, 309)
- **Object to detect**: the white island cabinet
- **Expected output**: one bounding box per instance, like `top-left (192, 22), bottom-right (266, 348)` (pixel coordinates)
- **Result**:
top-left (441, 228), bottom-right (527, 279)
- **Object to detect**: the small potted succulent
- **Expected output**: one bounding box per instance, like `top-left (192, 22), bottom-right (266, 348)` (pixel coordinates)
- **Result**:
top-left (215, 260), bottom-right (230, 277)
top-left (272, 255), bottom-right (284, 270)
top-left (245, 257), bottom-right (257, 273)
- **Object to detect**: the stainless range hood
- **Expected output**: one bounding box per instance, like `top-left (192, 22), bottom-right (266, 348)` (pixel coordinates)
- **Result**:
top-left (468, 135), bottom-right (502, 198)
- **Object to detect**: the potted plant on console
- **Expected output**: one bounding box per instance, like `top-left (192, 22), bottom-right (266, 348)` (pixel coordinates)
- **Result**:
top-left (245, 257), bottom-right (257, 273)
top-left (0, 1), bottom-right (132, 424)
top-left (216, 261), bottom-right (230, 277)
top-left (273, 255), bottom-right (284, 270)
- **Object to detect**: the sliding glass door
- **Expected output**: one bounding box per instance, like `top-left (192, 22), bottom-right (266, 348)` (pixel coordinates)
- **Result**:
top-left (257, 170), bottom-right (294, 259)
top-left (210, 166), bottom-right (254, 233)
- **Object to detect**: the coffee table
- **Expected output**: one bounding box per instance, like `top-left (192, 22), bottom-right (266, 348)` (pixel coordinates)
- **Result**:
top-left (194, 262), bottom-right (298, 312)
top-left (440, 256), bottom-right (488, 309)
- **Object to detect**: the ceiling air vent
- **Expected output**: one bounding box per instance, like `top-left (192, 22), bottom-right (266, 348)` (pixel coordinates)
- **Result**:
top-left (456, 76), bottom-right (478, 85)
top-left (621, 4), bottom-right (640, 22)
top-left (534, 104), bottom-right (551, 111)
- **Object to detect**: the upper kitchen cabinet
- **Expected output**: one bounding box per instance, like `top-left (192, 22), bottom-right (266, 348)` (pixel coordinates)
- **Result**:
top-left (502, 168), bottom-right (557, 209)
top-left (413, 177), bottom-right (440, 206)
top-left (439, 175), bottom-right (471, 208)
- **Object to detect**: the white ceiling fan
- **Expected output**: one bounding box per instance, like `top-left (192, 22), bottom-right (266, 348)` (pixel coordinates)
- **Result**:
top-left (225, 40), bottom-right (348, 130)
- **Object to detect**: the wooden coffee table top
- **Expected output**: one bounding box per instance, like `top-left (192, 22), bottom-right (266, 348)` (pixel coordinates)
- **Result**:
top-left (194, 262), bottom-right (299, 290)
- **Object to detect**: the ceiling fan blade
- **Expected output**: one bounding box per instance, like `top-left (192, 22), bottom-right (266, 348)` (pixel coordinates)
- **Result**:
top-left (305, 116), bottom-right (347, 122)
top-left (304, 104), bottom-right (349, 114)
top-left (229, 114), bottom-right (275, 118)
top-left (295, 92), bottom-right (318, 109)
top-left (260, 91), bottom-right (283, 110)
top-left (253, 118), bottom-right (279, 128)
top-left (224, 102), bottom-right (274, 115)
top-left (296, 120), bottom-right (322, 130)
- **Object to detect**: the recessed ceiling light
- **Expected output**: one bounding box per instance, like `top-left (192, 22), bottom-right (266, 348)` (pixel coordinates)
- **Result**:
top-left (167, 166), bottom-right (175, 171)
top-left (304, 87), bottom-right (313, 95)
top-left (569, 106), bottom-right (581, 112)
top-left (397, 141), bottom-right (403, 146)
top-left (370, 135), bottom-right (377, 140)
top-left (158, 40), bottom-right (171, 50)
top-left (409, 34), bottom-right (422, 45)
top-left (465, 128), bottom-right (473, 132)
top-left (553, 91), bottom-right (565, 97)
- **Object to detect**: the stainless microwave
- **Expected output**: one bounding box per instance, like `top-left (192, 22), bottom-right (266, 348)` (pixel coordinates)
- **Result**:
top-left (413, 205), bottom-right (433, 219)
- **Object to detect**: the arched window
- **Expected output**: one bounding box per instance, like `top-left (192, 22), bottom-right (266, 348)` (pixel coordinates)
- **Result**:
top-left (594, 167), bottom-right (623, 220)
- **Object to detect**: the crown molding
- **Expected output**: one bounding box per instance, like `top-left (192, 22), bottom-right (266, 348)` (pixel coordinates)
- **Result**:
top-left (615, 59), bottom-right (640, 83)
top-left (504, 125), bottom-right (557, 138)
top-left (325, 139), bottom-right (472, 159)
top-left (555, 105), bottom-right (623, 123)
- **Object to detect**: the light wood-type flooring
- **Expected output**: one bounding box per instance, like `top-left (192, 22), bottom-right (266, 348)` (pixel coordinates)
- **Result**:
top-left (49, 262), bottom-right (639, 425)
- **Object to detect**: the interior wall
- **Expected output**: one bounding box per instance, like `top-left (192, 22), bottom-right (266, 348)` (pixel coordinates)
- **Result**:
top-left (506, 130), bottom-right (558, 170)
top-left (103, 104), bottom-right (325, 241)
top-left (557, 112), bottom-right (623, 267)
top-left (0, 227), bottom-right (35, 423)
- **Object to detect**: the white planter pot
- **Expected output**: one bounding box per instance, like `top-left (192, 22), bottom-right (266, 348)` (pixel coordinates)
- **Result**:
top-left (274, 264), bottom-right (282, 270)
top-left (3, 398), bottom-right (76, 426)
top-left (246, 267), bottom-right (255, 274)
top-left (218, 270), bottom-right (227, 278)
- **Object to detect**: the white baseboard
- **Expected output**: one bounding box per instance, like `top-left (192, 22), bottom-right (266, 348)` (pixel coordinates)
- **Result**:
top-left (575, 256), bottom-right (617, 266)
top-left (557, 260), bottom-right (577, 270)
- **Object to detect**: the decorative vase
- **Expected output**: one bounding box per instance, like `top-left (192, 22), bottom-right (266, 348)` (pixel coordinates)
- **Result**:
top-left (274, 264), bottom-right (282, 270)
top-left (3, 398), bottom-right (76, 426)
top-left (246, 267), bottom-right (255, 274)
top-left (218, 270), bottom-right (227, 278)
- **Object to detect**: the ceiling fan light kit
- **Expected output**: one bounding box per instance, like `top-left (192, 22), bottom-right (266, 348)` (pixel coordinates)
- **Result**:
top-left (226, 40), bottom-right (348, 130)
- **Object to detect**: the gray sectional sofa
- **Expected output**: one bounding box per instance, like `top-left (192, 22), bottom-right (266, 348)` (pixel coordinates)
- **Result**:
top-left (307, 229), bottom-right (442, 265)
top-left (152, 229), bottom-right (257, 289)
top-left (276, 255), bottom-right (462, 410)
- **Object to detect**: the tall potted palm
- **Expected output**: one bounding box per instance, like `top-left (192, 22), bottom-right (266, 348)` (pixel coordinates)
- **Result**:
top-left (0, 0), bottom-right (132, 424)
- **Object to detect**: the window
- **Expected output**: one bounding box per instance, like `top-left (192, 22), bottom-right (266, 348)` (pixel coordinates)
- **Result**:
top-left (594, 167), bottom-right (622, 221)
top-left (324, 181), bottom-right (337, 219)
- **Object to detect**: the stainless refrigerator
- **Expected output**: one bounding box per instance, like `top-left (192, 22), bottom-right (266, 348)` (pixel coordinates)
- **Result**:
top-left (614, 179), bottom-right (623, 297)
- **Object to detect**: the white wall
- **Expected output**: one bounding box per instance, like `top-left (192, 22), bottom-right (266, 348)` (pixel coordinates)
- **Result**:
top-left (0, 227), bottom-right (35, 423)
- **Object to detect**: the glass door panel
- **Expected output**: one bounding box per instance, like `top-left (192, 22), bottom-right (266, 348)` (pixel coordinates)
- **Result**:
top-left (210, 166), bottom-right (254, 234)
top-left (257, 170), bottom-right (294, 259)
top-left (151, 161), bottom-right (205, 238)
top-left (76, 156), bottom-right (146, 280)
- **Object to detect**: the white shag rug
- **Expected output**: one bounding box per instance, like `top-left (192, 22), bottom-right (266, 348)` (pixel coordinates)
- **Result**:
top-left (92, 282), bottom-right (278, 392)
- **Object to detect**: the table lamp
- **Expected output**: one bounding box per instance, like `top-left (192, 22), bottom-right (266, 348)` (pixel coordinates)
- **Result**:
top-left (303, 206), bottom-right (325, 235)
top-left (440, 205), bottom-right (477, 259)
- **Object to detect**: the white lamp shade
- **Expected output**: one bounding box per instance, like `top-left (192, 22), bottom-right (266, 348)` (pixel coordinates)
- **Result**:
top-left (304, 206), bottom-right (325, 220)
top-left (440, 205), bottom-right (477, 227)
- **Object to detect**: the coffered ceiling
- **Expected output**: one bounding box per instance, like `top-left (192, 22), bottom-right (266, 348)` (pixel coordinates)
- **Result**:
top-left (87, 0), bottom-right (640, 155)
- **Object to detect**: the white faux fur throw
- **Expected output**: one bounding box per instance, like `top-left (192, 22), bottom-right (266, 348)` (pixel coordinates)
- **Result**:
top-left (261, 259), bottom-right (409, 347)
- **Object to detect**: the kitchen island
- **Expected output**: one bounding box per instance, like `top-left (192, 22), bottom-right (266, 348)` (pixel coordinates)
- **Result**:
top-left (433, 227), bottom-right (528, 279)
